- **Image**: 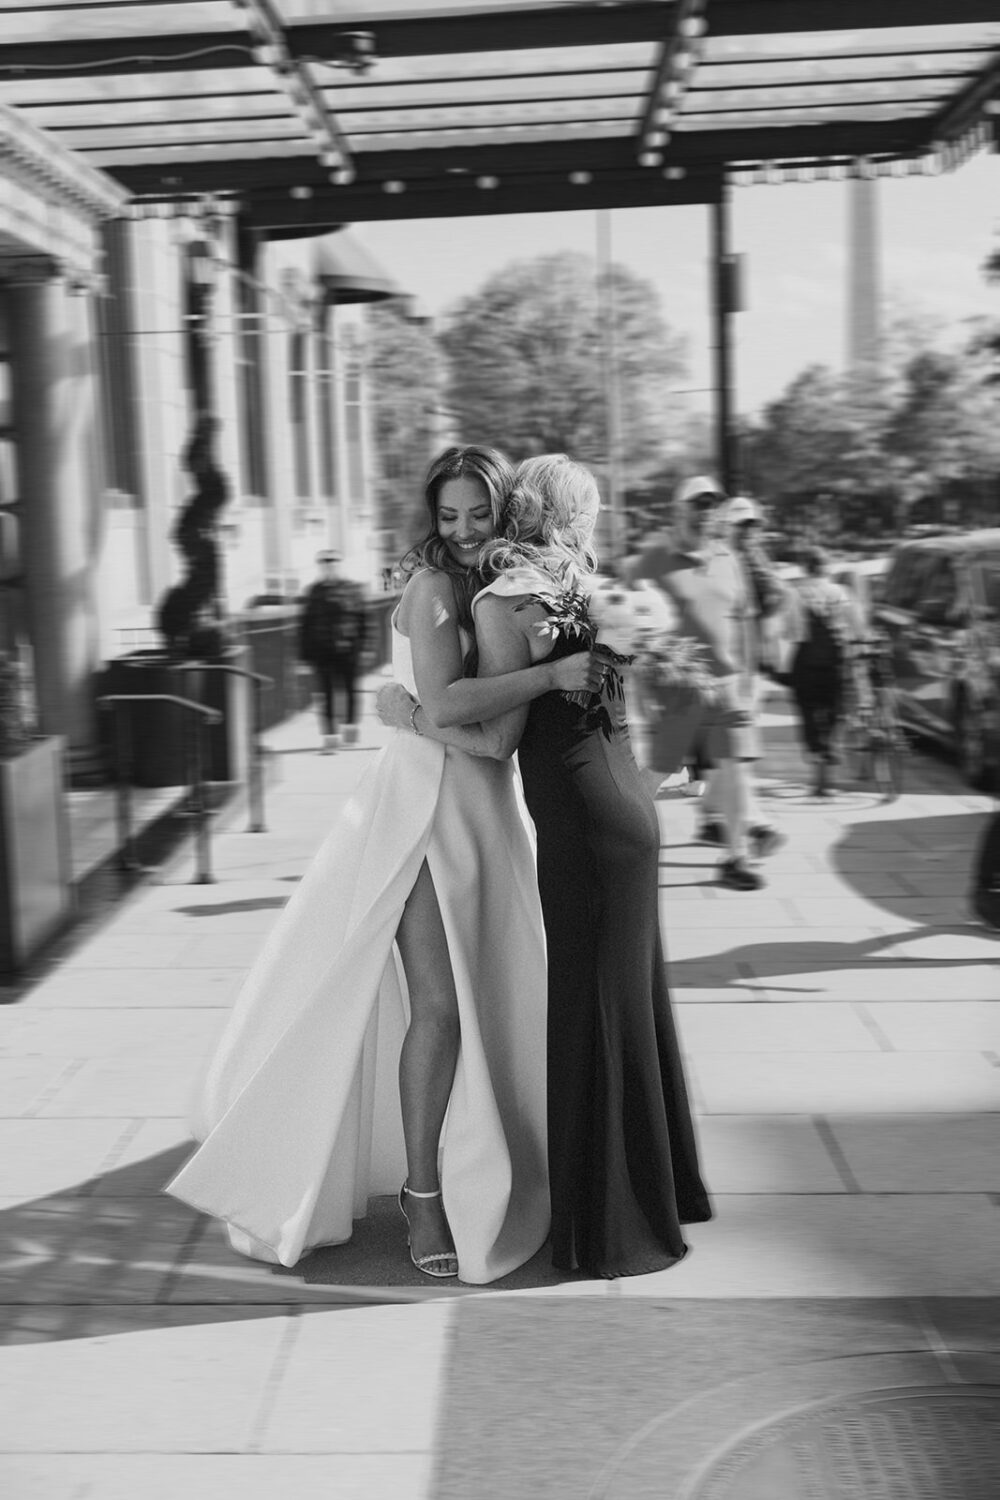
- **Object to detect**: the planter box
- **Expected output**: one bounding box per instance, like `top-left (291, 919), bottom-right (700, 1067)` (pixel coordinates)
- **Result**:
top-left (99, 649), bottom-right (251, 787)
top-left (0, 735), bottom-right (72, 975)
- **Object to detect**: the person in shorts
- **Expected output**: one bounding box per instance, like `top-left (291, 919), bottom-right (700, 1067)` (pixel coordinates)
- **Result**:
top-left (624, 476), bottom-right (767, 891)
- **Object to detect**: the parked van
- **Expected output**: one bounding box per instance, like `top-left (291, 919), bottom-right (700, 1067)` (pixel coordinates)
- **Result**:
top-left (873, 530), bottom-right (1000, 788)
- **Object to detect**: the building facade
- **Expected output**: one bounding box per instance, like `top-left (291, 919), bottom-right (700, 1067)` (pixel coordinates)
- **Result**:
top-left (1, 102), bottom-right (397, 769)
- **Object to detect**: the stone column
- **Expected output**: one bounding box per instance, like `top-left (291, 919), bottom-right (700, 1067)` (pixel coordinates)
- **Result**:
top-left (847, 173), bottom-right (881, 383)
top-left (9, 265), bottom-right (105, 760)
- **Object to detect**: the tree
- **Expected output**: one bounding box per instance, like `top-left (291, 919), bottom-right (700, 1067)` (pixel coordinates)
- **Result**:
top-left (974, 235), bottom-right (1000, 383)
top-left (438, 253), bottom-right (687, 480)
top-left (366, 300), bottom-right (444, 553)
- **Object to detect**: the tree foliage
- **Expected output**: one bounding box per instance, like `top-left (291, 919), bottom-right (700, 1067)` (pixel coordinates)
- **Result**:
top-left (438, 252), bottom-right (687, 479)
top-left (366, 300), bottom-right (442, 550)
top-left (742, 315), bottom-right (999, 537)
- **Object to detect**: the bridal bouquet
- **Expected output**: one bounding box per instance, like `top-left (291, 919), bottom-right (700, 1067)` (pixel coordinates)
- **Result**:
top-left (631, 631), bottom-right (721, 716)
top-left (516, 581), bottom-right (631, 733)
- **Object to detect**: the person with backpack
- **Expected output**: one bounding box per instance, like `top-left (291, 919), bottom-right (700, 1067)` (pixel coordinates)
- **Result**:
top-left (786, 545), bottom-right (857, 797)
top-left (299, 550), bottom-right (371, 752)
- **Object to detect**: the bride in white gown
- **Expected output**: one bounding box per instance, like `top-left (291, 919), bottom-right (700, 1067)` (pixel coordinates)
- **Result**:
top-left (166, 446), bottom-right (601, 1284)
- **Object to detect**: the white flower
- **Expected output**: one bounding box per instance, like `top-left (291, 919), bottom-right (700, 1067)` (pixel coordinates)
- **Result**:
top-left (586, 576), bottom-right (677, 654)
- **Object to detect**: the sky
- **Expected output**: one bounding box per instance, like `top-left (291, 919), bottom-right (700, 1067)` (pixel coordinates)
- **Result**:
top-left (352, 151), bottom-right (1000, 419)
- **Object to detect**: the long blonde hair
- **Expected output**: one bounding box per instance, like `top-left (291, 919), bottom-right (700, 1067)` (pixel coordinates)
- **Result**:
top-left (482, 454), bottom-right (600, 587)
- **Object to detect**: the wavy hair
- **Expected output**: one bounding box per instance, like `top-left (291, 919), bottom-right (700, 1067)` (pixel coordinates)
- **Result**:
top-left (482, 453), bottom-right (600, 587)
top-left (399, 443), bottom-right (515, 670)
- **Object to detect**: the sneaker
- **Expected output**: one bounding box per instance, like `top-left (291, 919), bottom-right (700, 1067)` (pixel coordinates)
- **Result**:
top-left (696, 819), bottom-right (726, 845)
top-left (748, 825), bottom-right (785, 860)
top-left (321, 734), bottom-right (338, 755)
top-left (718, 857), bottom-right (763, 892)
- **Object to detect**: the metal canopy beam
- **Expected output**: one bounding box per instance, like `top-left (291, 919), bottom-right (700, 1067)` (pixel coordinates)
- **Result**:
top-left (2, 2), bottom-right (998, 80)
top-left (247, 167), bottom-right (724, 233)
top-left (105, 120), bottom-right (925, 202)
top-left (927, 53), bottom-right (1000, 140)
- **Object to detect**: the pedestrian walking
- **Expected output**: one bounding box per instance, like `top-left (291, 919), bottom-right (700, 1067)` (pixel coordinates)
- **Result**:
top-left (624, 475), bottom-right (766, 891)
top-left (785, 545), bottom-right (855, 797)
top-left (298, 550), bottom-right (371, 752)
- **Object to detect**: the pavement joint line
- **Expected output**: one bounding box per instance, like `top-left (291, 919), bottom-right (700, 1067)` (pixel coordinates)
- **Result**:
top-left (851, 1003), bottom-right (896, 1053)
top-left (92, 1118), bottom-right (148, 1180)
top-left (811, 1118), bottom-right (863, 1195)
top-left (245, 1305), bottom-right (304, 1454)
top-left (155, 1213), bottom-right (211, 1304)
top-left (907, 1296), bottom-right (967, 1386)
top-left (20, 1059), bottom-right (88, 1121)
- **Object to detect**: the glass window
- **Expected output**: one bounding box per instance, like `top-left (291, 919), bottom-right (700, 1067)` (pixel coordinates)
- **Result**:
top-left (317, 324), bottom-right (335, 499)
top-left (917, 555), bottom-right (956, 623)
top-left (343, 330), bottom-right (364, 500)
top-left (233, 270), bottom-right (267, 500)
top-left (971, 552), bottom-right (1000, 617)
top-left (883, 550), bottom-right (920, 609)
top-left (289, 330), bottom-right (310, 502)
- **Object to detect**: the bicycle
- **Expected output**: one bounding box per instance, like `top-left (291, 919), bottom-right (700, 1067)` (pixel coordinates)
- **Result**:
top-left (841, 637), bottom-right (906, 800)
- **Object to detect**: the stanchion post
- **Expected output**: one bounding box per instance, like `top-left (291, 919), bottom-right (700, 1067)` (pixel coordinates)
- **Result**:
top-left (113, 704), bottom-right (136, 872)
top-left (190, 714), bottom-right (214, 884)
top-left (249, 676), bottom-right (265, 833)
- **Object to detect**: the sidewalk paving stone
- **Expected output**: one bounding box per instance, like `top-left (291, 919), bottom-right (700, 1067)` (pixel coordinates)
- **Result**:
top-left (2, 694), bottom-right (998, 1496)
top-left (26, 967), bottom-right (244, 1008)
top-left (0, 1119), bottom-right (134, 1197)
top-left (692, 1050), bottom-right (1000, 1114)
top-left (616, 1193), bottom-right (1000, 1297)
top-left (691, 1116), bottom-right (849, 1194)
top-left (0, 1313), bottom-right (289, 1451)
top-left (675, 1001), bottom-right (880, 1052)
top-left (825, 1113), bottom-right (1000, 1192)
top-left (256, 1304), bottom-right (448, 1453)
top-left (32, 1057), bottom-right (202, 1117)
top-left (0, 1008), bottom-right (222, 1058)
top-left (0, 1453), bottom-right (431, 1500)
top-left (859, 1000), bottom-right (1000, 1051)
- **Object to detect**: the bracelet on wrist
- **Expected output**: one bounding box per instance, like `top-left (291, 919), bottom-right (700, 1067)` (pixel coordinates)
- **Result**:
top-left (409, 702), bottom-right (423, 736)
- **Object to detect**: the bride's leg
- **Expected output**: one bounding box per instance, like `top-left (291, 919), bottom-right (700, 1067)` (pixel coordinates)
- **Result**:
top-left (395, 858), bottom-right (460, 1264)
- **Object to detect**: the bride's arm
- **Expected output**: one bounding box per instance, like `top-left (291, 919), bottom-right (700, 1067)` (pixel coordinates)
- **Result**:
top-left (406, 570), bottom-right (597, 727)
top-left (389, 594), bottom-right (546, 760)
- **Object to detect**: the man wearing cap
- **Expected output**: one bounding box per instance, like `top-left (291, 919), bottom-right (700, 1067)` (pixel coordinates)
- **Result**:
top-left (624, 475), bottom-right (767, 891)
top-left (299, 550), bottom-right (371, 753)
top-left (694, 495), bottom-right (787, 859)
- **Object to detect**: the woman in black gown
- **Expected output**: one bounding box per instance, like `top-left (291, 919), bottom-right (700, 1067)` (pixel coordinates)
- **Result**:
top-left (380, 454), bottom-right (711, 1278)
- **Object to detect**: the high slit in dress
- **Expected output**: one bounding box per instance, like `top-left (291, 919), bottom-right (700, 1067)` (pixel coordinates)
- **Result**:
top-left (166, 613), bottom-right (550, 1284)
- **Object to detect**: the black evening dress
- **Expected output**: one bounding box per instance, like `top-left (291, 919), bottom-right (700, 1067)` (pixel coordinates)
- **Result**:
top-left (479, 573), bottom-right (713, 1278)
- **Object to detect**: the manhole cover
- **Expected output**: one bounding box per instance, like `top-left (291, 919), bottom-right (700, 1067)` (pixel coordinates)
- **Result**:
top-left (690, 1386), bottom-right (1000, 1500)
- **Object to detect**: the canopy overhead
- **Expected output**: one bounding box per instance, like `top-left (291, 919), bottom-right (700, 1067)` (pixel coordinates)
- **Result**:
top-left (2, 2), bottom-right (997, 233)
top-left (312, 227), bottom-right (401, 301)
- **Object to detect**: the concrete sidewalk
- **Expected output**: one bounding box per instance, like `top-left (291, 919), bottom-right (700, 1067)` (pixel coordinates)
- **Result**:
top-left (1, 679), bottom-right (998, 1498)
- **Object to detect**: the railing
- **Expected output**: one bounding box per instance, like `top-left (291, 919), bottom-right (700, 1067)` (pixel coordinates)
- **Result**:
top-left (175, 661), bottom-right (274, 833)
top-left (97, 693), bottom-right (221, 884)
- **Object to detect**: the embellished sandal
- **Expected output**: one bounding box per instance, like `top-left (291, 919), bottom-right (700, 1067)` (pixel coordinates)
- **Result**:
top-left (397, 1183), bottom-right (459, 1280)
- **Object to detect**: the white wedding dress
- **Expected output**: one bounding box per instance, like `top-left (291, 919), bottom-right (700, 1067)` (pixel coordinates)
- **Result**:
top-left (166, 617), bottom-right (550, 1284)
